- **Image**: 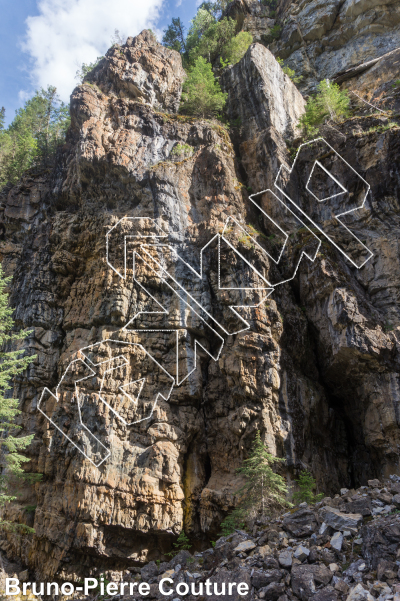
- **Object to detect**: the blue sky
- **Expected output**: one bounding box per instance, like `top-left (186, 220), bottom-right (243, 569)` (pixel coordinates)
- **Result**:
top-left (0, 0), bottom-right (198, 126)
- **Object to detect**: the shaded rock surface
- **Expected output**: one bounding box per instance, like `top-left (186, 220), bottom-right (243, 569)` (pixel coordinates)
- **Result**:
top-left (55, 477), bottom-right (400, 601)
top-left (0, 1), bottom-right (400, 585)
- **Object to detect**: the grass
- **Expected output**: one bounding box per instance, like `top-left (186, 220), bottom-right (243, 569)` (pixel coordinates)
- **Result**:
top-left (368, 122), bottom-right (398, 134)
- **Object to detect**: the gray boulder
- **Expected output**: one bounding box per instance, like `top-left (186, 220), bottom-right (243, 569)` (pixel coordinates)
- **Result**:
top-left (319, 507), bottom-right (362, 533)
top-left (278, 549), bottom-right (293, 568)
top-left (251, 569), bottom-right (283, 589)
top-left (291, 564), bottom-right (332, 601)
top-left (330, 532), bottom-right (343, 552)
top-left (283, 508), bottom-right (318, 538)
top-left (259, 582), bottom-right (285, 600)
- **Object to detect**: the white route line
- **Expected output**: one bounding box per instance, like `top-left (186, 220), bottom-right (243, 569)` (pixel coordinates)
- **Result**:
top-left (350, 90), bottom-right (386, 114)
top-left (38, 340), bottom-right (174, 467)
top-left (274, 137), bottom-right (373, 269)
top-left (39, 137), bottom-right (373, 467)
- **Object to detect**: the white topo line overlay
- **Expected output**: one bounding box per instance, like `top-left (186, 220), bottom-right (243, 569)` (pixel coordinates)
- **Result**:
top-left (38, 340), bottom-right (174, 467)
top-left (274, 137), bottom-right (373, 269)
top-left (38, 139), bottom-right (372, 466)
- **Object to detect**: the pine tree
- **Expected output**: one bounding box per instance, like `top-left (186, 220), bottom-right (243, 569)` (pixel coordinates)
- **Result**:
top-left (180, 57), bottom-right (227, 118)
top-left (236, 430), bottom-right (288, 514)
top-left (220, 431), bottom-right (289, 534)
top-left (167, 530), bottom-right (192, 557)
top-left (292, 470), bottom-right (323, 504)
top-left (0, 86), bottom-right (70, 189)
top-left (189, 17), bottom-right (237, 65)
top-left (0, 264), bottom-right (38, 531)
top-left (162, 18), bottom-right (187, 54)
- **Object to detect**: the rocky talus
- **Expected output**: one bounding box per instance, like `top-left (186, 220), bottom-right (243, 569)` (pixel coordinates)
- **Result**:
top-left (0, 0), bottom-right (400, 586)
top-left (96, 477), bottom-right (400, 601)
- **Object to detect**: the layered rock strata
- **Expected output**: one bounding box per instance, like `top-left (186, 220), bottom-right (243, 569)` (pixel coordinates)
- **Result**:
top-left (0, 11), bottom-right (400, 584)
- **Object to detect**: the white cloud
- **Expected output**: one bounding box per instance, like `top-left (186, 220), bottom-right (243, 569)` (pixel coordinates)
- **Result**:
top-left (21, 0), bottom-right (164, 103)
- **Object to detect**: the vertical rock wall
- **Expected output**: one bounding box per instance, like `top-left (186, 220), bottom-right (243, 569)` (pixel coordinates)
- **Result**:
top-left (0, 23), bottom-right (399, 582)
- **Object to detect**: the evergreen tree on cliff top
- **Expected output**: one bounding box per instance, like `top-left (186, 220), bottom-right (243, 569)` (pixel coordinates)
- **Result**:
top-left (0, 264), bottom-right (37, 531)
top-left (0, 86), bottom-right (70, 190)
top-left (180, 57), bottom-right (227, 118)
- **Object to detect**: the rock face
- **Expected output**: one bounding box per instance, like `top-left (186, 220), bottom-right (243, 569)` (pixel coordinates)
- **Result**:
top-left (66, 477), bottom-right (400, 601)
top-left (259, 0), bottom-right (400, 93)
top-left (221, 43), bottom-right (306, 142)
top-left (87, 30), bottom-right (186, 112)
top-left (1, 6), bottom-right (400, 586)
top-left (224, 0), bottom-right (274, 41)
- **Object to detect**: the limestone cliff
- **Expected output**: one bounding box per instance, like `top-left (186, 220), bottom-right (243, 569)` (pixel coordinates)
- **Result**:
top-left (228, 0), bottom-right (400, 95)
top-left (0, 5), bottom-right (400, 584)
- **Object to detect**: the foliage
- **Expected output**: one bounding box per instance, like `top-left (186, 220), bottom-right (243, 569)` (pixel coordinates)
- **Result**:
top-left (221, 31), bottom-right (253, 66)
top-left (292, 470), bottom-right (323, 504)
top-left (199, 0), bottom-right (231, 19)
top-left (236, 430), bottom-right (288, 513)
top-left (0, 87), bottom-right (70, 189)
top-left (220, 506), bottom-right (247, 535)
top-left (298, 79), bottom-right (350, 137)
top-left (186, 8), bottom-right (216, 55)
top-left (180, 57), bottom-right (227, 118)
top-left (162, 17), bottom-right (187, 53)
top-left (0, 264), bottom-right (40, 531)
top-left (265, 24), bottom-right (282, 42)
top-left (171, 143), bottom-right (194, 158)
top-left (189, 17), bottom-right (237, 65)
top-left (220, 431), bottom-right (289, 534)
top-left (167, 530), bottom-right (192, 557)
top-left (163, 3), bottom-right (251, 73)
top-left (277, 58), bottom-right (302, 83)
top-left (75, 56), bottom-right (104, 83)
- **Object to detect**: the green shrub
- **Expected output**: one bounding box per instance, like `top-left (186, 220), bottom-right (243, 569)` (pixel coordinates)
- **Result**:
top-left (298, 79), bottom-right (350, 137)
top-left (277, 58), bottom-right (302, 83)
top-left (221, 31), bottom-right (253, 66)
top-left (167, 530), bottom-right (192, 557)
top-left (220, 507), bottom-right (247, 535)
top-left (292, 470), bottom-right (323, 504)
top-left (171, 143), bottom-right (194, 158)
top-left (265, 24), bottom-right (282, 43)
top-left (75, 57), bottom-right (104, 82)
top-left (180, 57), bottom-right (227, 118)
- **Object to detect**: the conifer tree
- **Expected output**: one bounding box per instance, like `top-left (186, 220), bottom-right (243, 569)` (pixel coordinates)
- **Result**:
top-left (236, 430), bottom-right (288, 515)
top-left (293, 470), bottom-right (323, 504)
top-left (0, 263), bottom-right (37, 529)
top-left (162, 17), bottom-right (187, 53)
top-left (220, 430), bottom-right (289, 534)
top-left (0, 86), bottom-right (70, 189)
top-left (167, 530), bottom-right (192, 557)
top-left (180, 57), bottom-right (227, 118)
